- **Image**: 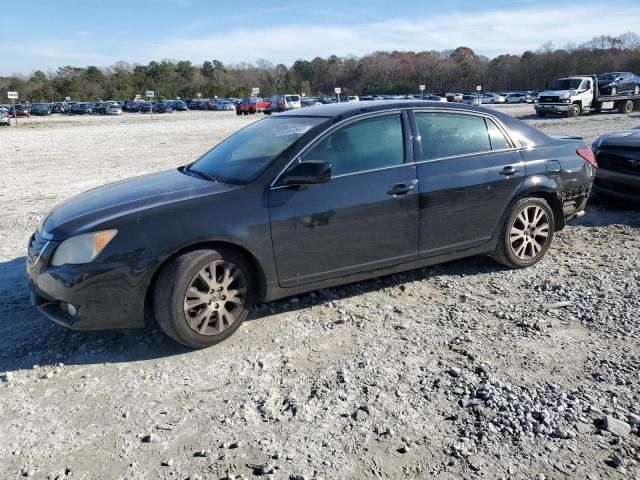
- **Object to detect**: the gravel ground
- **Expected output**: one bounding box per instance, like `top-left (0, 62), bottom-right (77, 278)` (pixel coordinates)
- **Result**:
top-left (0, 105), bottom-right (639, 480)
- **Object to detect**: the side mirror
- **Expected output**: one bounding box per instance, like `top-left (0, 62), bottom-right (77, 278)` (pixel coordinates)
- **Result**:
top-left (281, 160), bottom-right (331, 185)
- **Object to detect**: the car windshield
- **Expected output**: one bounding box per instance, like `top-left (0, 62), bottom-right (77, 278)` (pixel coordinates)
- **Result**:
top-left (286, 95), bottom-right (300, 102)
top-left (551, 79), bottom-right (583, 90)
top-left (188, 116), bottom-right (328, 183)
top-left (598, 73), bottom-right (619, 81)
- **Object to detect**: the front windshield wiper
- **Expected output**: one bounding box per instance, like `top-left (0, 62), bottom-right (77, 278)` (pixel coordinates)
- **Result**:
top-left (184, 165), bottom-right (220, 183)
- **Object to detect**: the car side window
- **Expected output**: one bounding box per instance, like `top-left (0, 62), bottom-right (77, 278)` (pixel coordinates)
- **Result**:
top-left (486, 119), bottom-right (512, 150)
top-left (303, 114), bottom-right (404, 176)
top-left (415, 112), bottom-right (491, 160)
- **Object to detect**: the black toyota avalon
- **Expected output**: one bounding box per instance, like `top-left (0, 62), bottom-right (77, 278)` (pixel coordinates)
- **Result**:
top-left (27, 101), bottom-right (596, 348)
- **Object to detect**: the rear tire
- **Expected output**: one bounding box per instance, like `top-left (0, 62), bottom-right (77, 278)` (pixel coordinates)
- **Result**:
top-left (618, 100), bottom-right (634, 114)
top-left (492, 197), bottom-right (555, 269)
top-left (154, 249), bottom-right (254, 348)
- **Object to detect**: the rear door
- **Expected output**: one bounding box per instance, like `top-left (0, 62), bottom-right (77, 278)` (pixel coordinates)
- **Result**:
top-left (411, 110), bottom-right (525, 256)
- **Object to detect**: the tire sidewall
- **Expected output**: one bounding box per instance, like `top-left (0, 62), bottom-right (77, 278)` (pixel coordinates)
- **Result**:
top-left (500, 198), bottom-right (555, 268)
top-left (162, 249), bottom-right (253, 348)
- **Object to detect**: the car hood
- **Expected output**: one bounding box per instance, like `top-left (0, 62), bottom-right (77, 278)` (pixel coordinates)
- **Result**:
top-left (594, 131), bottom-right (640, 149)
top-left (539, 89), bottom-right (578, 97)
top-left (42, 168), bottom-right (237, 239)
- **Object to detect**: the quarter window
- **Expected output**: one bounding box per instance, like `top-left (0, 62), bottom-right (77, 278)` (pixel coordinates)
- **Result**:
top-left (415, 112), bottom-right (491, 160)
top-left (486, 119), bottom-right (512, 150)
top-left (303, 114), bottom-right (404, 176)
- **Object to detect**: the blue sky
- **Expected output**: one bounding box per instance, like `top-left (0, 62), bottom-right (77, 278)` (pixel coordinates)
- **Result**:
top-left (1, 0), bottom-right (639, 76)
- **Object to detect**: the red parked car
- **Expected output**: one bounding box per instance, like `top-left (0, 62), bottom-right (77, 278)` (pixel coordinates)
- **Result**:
top-left (206, 100), bottom-right (218, 111)
top-left (235, 97), bottom-right (270, 115)
top-left (12, 104), bottom-right (31, 117)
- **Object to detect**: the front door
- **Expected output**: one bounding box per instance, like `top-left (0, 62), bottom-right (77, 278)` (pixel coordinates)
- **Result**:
top-left (269, 112), bottom-right (419, 287)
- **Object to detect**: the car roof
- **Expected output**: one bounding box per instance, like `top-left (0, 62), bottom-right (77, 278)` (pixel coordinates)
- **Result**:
top-left (277, 100), bottom-right (499, 119)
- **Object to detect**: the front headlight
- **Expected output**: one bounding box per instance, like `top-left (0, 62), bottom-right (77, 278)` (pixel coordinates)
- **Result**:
top-left (50, 230), bottom-right (117, 266)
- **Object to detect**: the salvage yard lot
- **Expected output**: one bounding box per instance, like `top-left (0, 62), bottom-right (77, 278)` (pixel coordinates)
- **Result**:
top-left (0, 105), bottom-right (639, 479)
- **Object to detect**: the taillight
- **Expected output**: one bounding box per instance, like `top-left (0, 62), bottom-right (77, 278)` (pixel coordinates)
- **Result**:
top-left (577, 147), bottom-right (597, 168)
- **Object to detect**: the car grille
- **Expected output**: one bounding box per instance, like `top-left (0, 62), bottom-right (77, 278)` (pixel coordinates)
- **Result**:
top-left (539, 96), bottom-right (560, 103)
top-left (27, 230), bottom-right (48, 267)
top-left (596, 149), bottom-right (640, 175)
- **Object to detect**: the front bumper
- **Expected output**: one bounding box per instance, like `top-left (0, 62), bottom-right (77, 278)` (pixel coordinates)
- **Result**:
top-left (26, 235), bottom-right (155, 330)
top-left (593, 169), bottom-right (640, 202)
top-left (534, 103), bottom-right (572, 113)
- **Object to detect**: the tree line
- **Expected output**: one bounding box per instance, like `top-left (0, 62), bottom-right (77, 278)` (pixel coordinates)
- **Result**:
top-left (1, 32), bottom-right (639, 102)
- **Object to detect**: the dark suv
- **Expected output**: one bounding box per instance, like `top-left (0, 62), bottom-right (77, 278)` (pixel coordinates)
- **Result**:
top-left (27, 102), bottom-right (595, 348)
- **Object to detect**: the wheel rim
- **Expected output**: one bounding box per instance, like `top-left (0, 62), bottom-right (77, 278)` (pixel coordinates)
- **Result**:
top-left (509, 205), bottom-right (550, 261)
top-left (183, 260), bottom-right (247, 335)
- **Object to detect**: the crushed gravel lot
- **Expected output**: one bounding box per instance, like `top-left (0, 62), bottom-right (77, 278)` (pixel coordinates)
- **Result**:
top-left (1, 105), bottom-right (639, 479)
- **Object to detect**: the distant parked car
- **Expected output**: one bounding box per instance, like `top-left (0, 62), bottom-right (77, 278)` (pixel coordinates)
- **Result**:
top-left (597, 72), bottom-right (640, 96)
top-left (0, 106), bottom-right (10, 126)
top-left (71, 103), bottom-right (93, 114)
top-left (462, 94), bottom-right (481, 106)
top-left (12, 104), bottom-right (31, 117)
top-left (141, 101), bottom-right (172, 113)
top-left (236, 97), bottom-right (270, 115)
top-left (169, 100), bottom-right (188, 111)
top-left (445, 93), bottom-right (463, 103)
top-left (347, 95), bottom-right (360, 102)
top-left (483, 93), bottom-right (506, 104)
top-left (268, 94), bottom-right (302, 113)
top-left (212, 100), bottom-right (232, 111)
top-left (30, 103), bottom-right (52, 116)
top-left (51, 103), bottom-right (66, 114)
top-left (592, 131), bottom-right (640, 202)
top-left (504, 93), bottom-right (528, 103)
top-left (420, 94), bottom-right (447, 102)
top-left (105, 104), bottom-right (123, 115)
top-left (302, 98), bottom-right (323, 107)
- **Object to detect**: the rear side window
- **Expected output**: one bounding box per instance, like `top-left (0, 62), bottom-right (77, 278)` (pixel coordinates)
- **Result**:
top-left (286, 95), bottom-right (300, 102)
top-left (304, 114), bottom-right (404, 176)
top-left (415, 112), bottom-right (491, 160)
top-left (486, 119), bottom-right (512, 150)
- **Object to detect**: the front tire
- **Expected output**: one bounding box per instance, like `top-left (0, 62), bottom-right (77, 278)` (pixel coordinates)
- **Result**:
top-left (154, 249), bottom-right (254, 348)
top-left (492, 198), bottom-right (555, 269)
top-left (567, 103), bottom-right (581, 117)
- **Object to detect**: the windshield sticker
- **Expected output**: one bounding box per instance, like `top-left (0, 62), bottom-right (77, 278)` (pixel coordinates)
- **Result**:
top-left (276, 125), bottom-right (312, 137)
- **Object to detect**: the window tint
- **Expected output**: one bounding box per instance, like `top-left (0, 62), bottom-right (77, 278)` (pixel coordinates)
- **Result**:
top-left (304, 114), bottom-right (404, 176)
top-left (486, 119), bottom-right (512, 150)
top-left (415, 112), bottom-right (491, 160)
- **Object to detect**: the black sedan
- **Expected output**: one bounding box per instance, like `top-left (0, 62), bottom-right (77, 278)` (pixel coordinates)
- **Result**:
top-left (30, 103), bottom-right (52, 116)
top-left (597, 72), bottom-right (640, 96)
top-left (27, 101), bottom-right (596, 348)
top-left (592, 131), bottom-right (640, 202)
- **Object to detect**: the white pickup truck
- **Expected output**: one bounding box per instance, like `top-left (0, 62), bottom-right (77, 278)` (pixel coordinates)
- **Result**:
top-left (534, 75), bottom-right (640, 117)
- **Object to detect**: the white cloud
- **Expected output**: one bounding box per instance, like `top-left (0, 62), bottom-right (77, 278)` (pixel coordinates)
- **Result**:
top-left (144, 5), bottom-right (640, 64)
top-left (1, 3), bottom-right (639, 74)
